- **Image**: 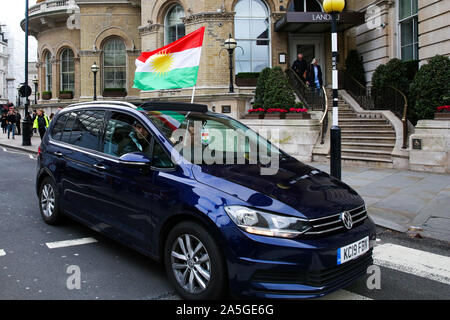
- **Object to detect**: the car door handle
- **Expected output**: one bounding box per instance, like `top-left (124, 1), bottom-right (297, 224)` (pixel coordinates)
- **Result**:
top-left (93, 164), bottom-right (107, 171)
top-left (53, 151), bottom-right (63, 157)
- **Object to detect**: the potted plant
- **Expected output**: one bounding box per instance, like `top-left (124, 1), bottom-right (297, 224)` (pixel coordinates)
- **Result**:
top-left (265, 108), bottom-right (288, 119)
top-left (103, 88), bottom-right (127, 97)
top-left (245, 107), bottom-right (265, 119)
top-left (435, 105), bottom-right (450, 119)
top-left (59, 90), bottom-right (73, 99)
top-left (42, 91), bottom-right (52, 100)
top-left (235, 72), bottom-right (260, 87)
top-left (286, 103), bottom-right (310, 119)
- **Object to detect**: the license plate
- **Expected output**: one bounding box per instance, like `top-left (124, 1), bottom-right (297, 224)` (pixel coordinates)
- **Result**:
top-left (337, 236), bottom-right (369, 265)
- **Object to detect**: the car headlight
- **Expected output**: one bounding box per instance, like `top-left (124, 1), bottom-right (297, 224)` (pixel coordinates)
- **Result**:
top-left (224, 206), bottom-right (311, 238)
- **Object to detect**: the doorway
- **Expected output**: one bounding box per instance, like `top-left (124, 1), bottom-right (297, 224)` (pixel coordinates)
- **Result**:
top-left (289, 35), bottom-right (326, 85)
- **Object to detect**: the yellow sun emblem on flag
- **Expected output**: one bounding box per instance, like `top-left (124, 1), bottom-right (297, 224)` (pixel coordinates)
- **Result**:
top-left (148, 51), bottom-right (174, 77)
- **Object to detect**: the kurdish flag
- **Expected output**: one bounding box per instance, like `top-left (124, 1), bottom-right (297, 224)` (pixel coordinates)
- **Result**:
top-left (133, 27), bottom-right (205, 91)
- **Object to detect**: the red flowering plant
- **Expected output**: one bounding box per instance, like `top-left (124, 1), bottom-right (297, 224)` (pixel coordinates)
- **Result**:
top-left (266, 108), bottom-right (288, 113)
top-left (289, 107), bottom-right (308, 113)
top-left (436, 105), bottom-right (450, 113)
top-left (248, 107), bottom-right (265, 114)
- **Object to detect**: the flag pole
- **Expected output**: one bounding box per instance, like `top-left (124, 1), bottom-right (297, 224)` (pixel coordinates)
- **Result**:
top-left (191, 85), bottom-right (196, 104)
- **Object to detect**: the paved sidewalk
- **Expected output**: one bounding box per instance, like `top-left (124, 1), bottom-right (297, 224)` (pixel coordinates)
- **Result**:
top-left (0, 132), bottom-right (40, 154)
top-left (0, 132), bottom-right (448, 243)
top-left (308, 162), bottom-right (450, 243)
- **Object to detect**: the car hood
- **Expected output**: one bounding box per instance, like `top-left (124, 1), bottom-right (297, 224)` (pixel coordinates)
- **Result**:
top-left (191, 159), bottom-right (364, 219)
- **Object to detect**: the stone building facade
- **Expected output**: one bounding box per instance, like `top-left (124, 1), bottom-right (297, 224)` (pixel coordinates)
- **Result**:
top-left (0, 26), bottom-right (9, 105)
top-left (24, 0), bottom-right (449, 110)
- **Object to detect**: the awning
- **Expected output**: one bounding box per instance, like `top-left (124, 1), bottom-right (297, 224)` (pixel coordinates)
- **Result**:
top-left (275, 12), bottom-right (366, 33)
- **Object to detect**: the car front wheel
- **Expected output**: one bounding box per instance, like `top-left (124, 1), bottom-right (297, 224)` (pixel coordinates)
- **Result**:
top-left (164, 221), bottom-right (227, 300)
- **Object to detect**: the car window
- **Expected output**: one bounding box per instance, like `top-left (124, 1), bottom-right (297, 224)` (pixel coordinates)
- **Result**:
top-left (103, 112), bottom-right (152, 158)
top-left (60, 112), bottom-right (77, 144)
top-left (50, 113), bottom-right (69, 141)
top-left (152, 141), bottom-right (174, 168)
top-left (69, 110), bottom-right (105, 151)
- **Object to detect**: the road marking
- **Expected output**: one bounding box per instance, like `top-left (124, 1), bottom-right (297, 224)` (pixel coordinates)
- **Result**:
top-left (317, 289), bottom-right (372, 300)
top-left (1, 147), bottom-right (36, 159)
top-left (373, 243), bottom-right (450, 285)
top-left (45, 237), bottom-right (98, 249)
top-left (0, 249), bottom-right (5, 257)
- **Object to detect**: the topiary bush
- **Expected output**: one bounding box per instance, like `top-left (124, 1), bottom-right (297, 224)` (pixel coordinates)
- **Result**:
top-left (409, 55), bottom-right (450, 122)
top-left (262, 66), bottom-right (296, 110)
top-left (253, 67), bottom-right (272, 108)
top-left (345, 50), bottom-right (366, 85)
top-left (371, 58), bottom-right (410, 95)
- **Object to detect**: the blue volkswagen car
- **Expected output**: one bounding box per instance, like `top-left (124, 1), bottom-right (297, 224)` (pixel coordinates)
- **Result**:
top-left (36, 101), bottom-right (376, 299)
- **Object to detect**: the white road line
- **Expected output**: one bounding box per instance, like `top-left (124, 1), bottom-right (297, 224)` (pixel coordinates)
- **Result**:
top-left (45, 237), bottom-right (98, 249)
top-left (317, 290), bottom-right (372, 300)
top-left (2, 147), bottom-right (36, 159)
top-left (373, 243), bottom-right (450, 285)
top-left (0, 249), bottom-right (5, 257)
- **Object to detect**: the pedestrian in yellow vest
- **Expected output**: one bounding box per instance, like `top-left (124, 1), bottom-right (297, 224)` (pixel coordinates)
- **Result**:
top-left (33, 110), bottom-right (50, 140)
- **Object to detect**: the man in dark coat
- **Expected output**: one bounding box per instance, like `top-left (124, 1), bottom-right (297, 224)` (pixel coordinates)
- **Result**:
top-left (15, 111), bottom-right (21, 135)
top-left (292, 53), bottom-right (308, 82)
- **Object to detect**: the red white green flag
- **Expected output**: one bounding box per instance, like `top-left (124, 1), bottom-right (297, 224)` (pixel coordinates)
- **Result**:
top-left (133, 27), bottom-right (205, 91)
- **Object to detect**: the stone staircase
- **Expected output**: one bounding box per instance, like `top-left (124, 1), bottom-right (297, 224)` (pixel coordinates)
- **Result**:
top-left (322, 92), bottom-right (396, 167)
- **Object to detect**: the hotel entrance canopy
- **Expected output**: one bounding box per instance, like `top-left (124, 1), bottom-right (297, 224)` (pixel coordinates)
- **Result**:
top-left (275, 12), bottom-right (366, 33)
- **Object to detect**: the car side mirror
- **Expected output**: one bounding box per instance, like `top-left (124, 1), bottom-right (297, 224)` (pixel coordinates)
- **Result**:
top-left (118, 152), bottom-right (152, 167)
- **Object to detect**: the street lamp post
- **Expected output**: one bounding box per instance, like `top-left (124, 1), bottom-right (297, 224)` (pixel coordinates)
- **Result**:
top-left (22, 0), bottom-right (32, 146)
top-left (91, 62), bottom-right (100, 101)
top-left (223, 35), bottom-right (237, 93)
top-left (33, 77), bottom-right (38, 105)
top-left (323, 0), bottom-right (345, 180)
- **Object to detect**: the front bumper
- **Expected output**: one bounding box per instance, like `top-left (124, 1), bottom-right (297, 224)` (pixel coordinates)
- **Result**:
top-left (224, 217), bottom-right (376, 299)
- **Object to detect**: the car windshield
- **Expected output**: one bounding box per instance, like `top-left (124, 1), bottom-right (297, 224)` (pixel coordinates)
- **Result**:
top-left (142, 110), bottom-right (286, 165)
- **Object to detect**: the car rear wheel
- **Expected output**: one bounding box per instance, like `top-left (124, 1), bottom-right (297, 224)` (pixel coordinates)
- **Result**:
top-left (39, 177), bottom-right (62, 225)
top-left (164, 221), bottom-right (227, 300)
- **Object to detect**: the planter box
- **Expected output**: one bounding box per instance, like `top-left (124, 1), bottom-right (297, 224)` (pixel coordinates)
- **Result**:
top-left (42, 92), bottom-right (52, 100)
top-left (103, 90), bottom-right (127, 97)
top-left (59, 92), bottom-right (73, 99)
top-left (285, 113), bottom-right (311, 119)
top-left (236, 77), bottom-right (258, 87)
top-left (434, 113), bottom-right (450, 120)
top-left (245, 113), bottom-right (265, 119)
top-left (265, 113), bottom-right (290, 119)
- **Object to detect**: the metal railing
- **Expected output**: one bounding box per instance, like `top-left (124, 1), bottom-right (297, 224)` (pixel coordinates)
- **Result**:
top-left (286, 66), bottom-right (326, 111)
top-left (286, 66), bottom-right (329, 144)
top-left (342, 71), bottom-right (409, 149)
top-left (319, 86), bottom-right (329, 145)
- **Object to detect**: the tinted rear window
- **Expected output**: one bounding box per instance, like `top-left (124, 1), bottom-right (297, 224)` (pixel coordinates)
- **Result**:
top-left (70, 110), bottom-right (105, 151)
top-left (50, 113), bottom-right (69, 141)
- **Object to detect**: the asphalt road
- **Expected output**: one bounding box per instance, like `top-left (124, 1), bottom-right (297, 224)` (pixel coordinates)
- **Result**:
top-left (0, 147), bottom-right (449, 300)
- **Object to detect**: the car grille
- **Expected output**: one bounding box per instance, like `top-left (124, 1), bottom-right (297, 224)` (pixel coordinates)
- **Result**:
top-left (303, 204), bottom-right (368, 237)
top-left (252, 250), bottom-right (373, 288)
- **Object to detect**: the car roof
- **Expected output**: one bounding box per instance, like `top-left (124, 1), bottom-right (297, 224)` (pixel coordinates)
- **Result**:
top-left (67, 100), bottom-right (208, 113)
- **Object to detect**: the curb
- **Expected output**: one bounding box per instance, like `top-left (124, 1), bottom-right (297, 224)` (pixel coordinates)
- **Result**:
top-left (0, 143), bottom-right (38, 155)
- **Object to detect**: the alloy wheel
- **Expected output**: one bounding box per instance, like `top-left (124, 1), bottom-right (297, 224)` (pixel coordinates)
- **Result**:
top-left (170, 234), bottom-right (211, 294)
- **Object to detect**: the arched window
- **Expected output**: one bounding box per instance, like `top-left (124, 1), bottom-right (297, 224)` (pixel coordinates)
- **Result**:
top-left (44, 52), bottom-right (52, 92)
top-left (103, 38), bottom-right (126, 89)
top-left (288, 0), bottom-right (323, 12)
top-left (234, 0), bottom-right (271, 73)
top-left (165, 4), bottom-right (185, 44)
top-left (60, 48), bottom-right (74, 92)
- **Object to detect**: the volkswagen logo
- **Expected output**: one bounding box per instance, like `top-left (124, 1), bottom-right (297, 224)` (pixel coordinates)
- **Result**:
top-left (341, 211), bottom-right (353, 230)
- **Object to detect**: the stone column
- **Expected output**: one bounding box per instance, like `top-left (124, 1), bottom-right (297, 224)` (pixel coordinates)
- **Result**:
top-left (73, 56), bottom-right (81, 100)
top-left (79, 50), bottom-right (101, 101)
top-left (51, 58), bottom-right (59, 102)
